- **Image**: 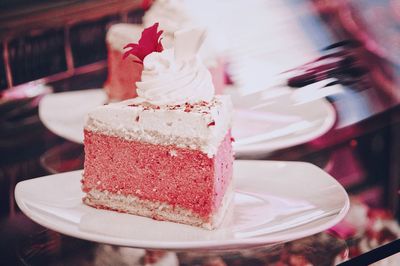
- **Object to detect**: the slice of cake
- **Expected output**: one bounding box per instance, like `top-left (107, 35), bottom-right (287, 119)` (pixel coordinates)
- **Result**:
top-left (82, 26), bottom-right (234, 229)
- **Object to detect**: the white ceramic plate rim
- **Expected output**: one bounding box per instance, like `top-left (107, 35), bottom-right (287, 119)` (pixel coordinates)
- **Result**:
top-left (38, 89), bottom-right (106, 144)
top-left (15, 160), bottom-right (349, 250)
top-left (234, 102), bottom-right (336, 155)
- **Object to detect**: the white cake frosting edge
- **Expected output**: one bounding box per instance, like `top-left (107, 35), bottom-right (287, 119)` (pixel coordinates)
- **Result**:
top-left (85, 95), bottom-right (232, 157)
top-left (106, 24), bottom-right (143, 51)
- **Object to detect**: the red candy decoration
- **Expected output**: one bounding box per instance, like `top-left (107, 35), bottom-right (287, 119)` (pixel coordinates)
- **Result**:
top-left (123, 23), bottom-right (164, 64)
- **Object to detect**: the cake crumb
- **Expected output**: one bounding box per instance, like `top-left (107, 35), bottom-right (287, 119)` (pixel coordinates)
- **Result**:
top-left (207, 121), bottom-right (216, 127)
top-left (135, 189), bottom-right (141, 194)
top-left (168, 149), bottom-right (178, 157)
top-left (96, 180), bottom-right (101, 185)
top-left (152, 188), bottom-right (157, 192)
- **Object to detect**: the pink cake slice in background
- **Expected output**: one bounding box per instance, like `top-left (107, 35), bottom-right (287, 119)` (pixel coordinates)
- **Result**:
top-left (82, 97), bottom-right (234, 229)
top-left (104, 24), bottom-right (143, 101)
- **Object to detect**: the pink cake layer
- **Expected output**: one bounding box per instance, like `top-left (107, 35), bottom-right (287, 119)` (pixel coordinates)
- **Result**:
top-left (104, 46), bottom-right (142, 101)
top-left (82, 130), bottom-right (233, 219)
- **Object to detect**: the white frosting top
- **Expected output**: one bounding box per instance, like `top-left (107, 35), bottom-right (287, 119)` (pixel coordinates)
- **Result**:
top-left (85, 95), bottom-right (232, 157)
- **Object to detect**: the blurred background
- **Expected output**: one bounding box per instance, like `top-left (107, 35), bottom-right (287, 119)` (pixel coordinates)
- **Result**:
top-left (0, 0), bottom-right (399, 265)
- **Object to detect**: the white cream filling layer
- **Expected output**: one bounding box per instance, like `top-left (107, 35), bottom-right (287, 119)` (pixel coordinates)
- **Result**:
top-left (85, 95), bottom-right (232, 157)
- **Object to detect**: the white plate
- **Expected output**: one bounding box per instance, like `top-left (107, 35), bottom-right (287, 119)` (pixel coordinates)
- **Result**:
top-left (39, 89), bottom-right (107, 144)
top-left (232, 87), bottom-right (336, 156)
top-left (15, 160), bottom-right (349, 250)
top-left (39, 89), bottom-right (335, 156)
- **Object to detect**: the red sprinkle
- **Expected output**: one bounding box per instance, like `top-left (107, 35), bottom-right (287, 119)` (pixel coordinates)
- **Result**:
top-left (207, 121), bottom-right (215, 127)
top-left (230, 137), bottom-right (235, 142)
top-left (135, 116), bottom-right (140, 122)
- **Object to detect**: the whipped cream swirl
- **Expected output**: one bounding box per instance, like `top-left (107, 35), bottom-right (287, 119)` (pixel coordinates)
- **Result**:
top-left (136, 48), bottom-right (215, 105)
